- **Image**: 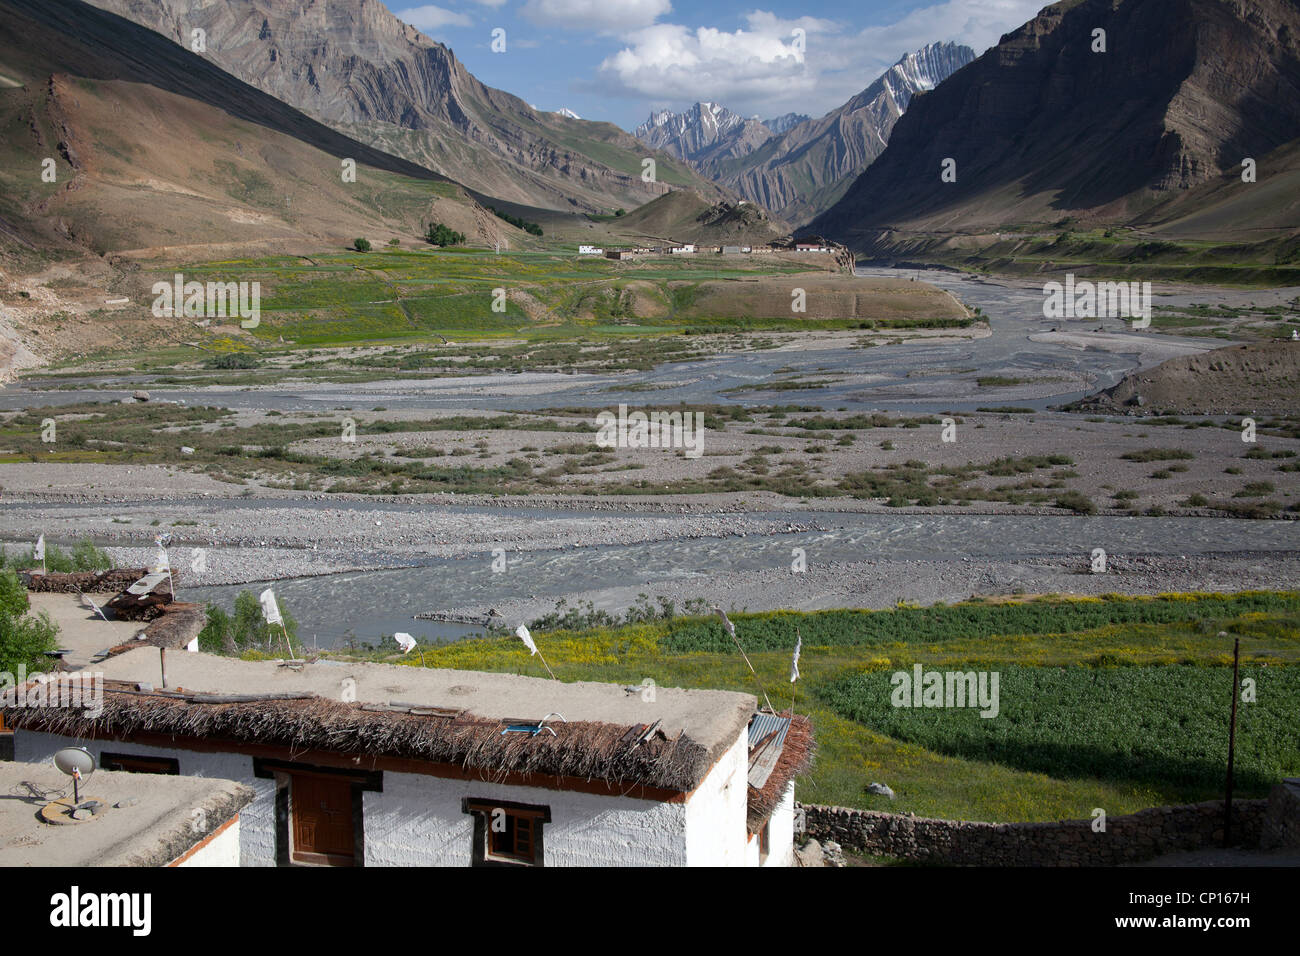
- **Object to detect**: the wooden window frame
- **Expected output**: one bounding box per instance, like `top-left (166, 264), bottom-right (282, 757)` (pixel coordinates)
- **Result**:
top-left (463, 798), bottom-right (551, 867)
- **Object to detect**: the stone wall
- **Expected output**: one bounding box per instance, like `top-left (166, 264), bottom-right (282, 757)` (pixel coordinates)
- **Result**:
top-left (1260, 780), bottom-right (1300, 850)
top-left (798, 799), bottom-right (1269, 866)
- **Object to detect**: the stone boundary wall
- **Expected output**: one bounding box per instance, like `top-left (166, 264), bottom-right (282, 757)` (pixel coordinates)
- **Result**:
top-left (1261, 780), bottom-right (1300, 849)
top-left (798, 799), bottom-right (1269, 866)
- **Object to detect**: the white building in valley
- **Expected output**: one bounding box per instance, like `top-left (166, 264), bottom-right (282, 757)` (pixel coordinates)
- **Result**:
top-left (5, 649), bottom-right (811, 867)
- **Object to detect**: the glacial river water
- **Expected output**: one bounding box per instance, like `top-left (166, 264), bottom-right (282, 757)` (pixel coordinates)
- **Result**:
top-left (176, 509), bottom-right (1297, 647)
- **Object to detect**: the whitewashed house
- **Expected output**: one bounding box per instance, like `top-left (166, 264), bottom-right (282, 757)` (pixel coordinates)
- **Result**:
top-left (6, 648), bottom-right (811, 867)
top-left (578, 245), bottom-right (603, 255)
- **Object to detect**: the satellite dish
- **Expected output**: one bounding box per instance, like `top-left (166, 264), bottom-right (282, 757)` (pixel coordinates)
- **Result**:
top-left (53, 747), bottom-right (95, 803)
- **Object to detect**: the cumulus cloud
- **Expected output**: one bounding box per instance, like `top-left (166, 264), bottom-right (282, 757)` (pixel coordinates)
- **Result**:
top-left (396, 4), bottom-right (474, 32)
top-left (599, 15), bottom-right (834, 110)
top-left (599, 0), bottom-right (1045, 119)
top-left (521, 0), bottom-right (673, 32)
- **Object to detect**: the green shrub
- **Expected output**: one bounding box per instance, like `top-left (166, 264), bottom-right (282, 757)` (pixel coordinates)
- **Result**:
top-left (198, 590), bottom-right (300, 656)
top-left (0, 570), bottom-right (28, 617)
top-left (1121, 448), bottom-right (1194, 462)
top-left (1054, 491), bottom-right (1096, 514)
top-left (17, 539), bottom-right (112, 573)
top-left (204, 352), bottom-right (260, 370)
top-left (354, 238), bottom-right (371, 252)
top-left (0, 607), bottom-right (59, 675)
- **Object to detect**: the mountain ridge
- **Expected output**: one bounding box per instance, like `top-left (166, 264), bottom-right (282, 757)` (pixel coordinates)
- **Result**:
top-left (811, 0), bottom-right (1300, 255)
top-left (632, 42), bottom-right (976, 226)
top-left (85, 0), bottom-right (729, 214)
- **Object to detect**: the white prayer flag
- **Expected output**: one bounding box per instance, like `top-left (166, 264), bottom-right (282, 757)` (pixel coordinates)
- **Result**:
top-left (516, 624), bottom-right (538, 656)
top-left (394, 632), bottom-right (417, 654)
top-left (790, 633), bottom-right (802, 683)
top-left (34, 535), bottom-right (45, 561)
top-left (154, 548), bottom-right (170, 571)
top-left (259, 588), bottom-right (282, 626)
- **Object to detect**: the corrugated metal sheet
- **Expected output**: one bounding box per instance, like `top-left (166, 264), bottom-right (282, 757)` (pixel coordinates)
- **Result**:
top-left (747, 712), bottom-right (791, 789)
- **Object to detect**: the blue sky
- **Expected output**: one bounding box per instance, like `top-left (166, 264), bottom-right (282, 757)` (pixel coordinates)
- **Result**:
top-left (390, 0), bottom-right (1048, 130)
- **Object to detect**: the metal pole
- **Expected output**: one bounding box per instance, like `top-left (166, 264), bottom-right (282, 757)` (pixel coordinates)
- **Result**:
top-left (160, 647), bottom-right (167, 689)
top-left (1224, 635), bottom-right (1240, 848)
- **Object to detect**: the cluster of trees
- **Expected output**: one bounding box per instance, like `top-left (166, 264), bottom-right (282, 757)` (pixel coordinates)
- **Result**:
top-left (425, 222), bottom-right (466, 246)
top-left (487, 206), bottom-right (543, 237)
top-left (198, 590), bottom-right (302, 656)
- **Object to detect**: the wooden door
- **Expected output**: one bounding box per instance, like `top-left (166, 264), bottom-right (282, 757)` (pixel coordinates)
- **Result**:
top-left (291, 773), bottom-right (355, 866)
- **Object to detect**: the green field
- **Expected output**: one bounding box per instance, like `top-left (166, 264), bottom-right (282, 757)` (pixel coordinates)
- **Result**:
top-left (331, 592), bottom-right (1300, 823)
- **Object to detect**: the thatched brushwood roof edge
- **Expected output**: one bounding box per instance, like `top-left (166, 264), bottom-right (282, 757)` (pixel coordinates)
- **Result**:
top-left (2, 690), bottom-right (718, 792)
top-left (747, 713), bottom-right (815, 831)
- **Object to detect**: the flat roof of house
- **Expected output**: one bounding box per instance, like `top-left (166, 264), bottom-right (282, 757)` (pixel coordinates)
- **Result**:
top-left (0, 762), bottom-right (253, 866)
top-left (8, 650), bottom-right (758, 793)
top-left (99, 649), bottom-right (756, 753)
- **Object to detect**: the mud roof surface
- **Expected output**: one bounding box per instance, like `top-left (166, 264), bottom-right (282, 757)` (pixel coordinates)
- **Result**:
top-left (0, 763), bottom-right (253, 866)
top-left (96, 649), bottom-right (757, 758)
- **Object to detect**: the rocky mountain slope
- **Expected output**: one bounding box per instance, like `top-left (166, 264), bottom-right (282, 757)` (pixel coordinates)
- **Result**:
top-left (0, 0), bottom-right (503, 256)
top-left (762, 113), bottom-right (810, 136)
top-left (0, 0), bottom-right (537, 372)
top-left (811, 0), bottom-right (1300, 255)
top-left (635, 102), bottom-right (774, 167)
top-left (720, 42), bottom-right (975, 225)
top-left (86, 0), bottom-right (725, 214)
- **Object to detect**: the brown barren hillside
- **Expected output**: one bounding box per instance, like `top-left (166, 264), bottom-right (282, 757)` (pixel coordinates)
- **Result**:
top-left (86, 0), bottom-right (727, 214)
top-left (812, 0), bottom-right (1300, 254)
top-left (0, 0), bottom-right (507, 257)
top-left (1069, 342), bottom-right (1300, 415)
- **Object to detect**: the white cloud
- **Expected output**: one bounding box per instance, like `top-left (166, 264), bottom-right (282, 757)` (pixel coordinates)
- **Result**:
top-left (598, 14), bottom-right (833, 114)
top-left (599, 0), bottom-right (1045, 120)
top-left (396, 4), bottom-right (474, 32)
top-left (521, 0), bottom-right (673, 32)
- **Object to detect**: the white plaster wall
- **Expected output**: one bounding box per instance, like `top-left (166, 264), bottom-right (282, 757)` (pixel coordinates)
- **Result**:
top-left (176, 818), bottom-right (241, 867)
top-left (683, 733), bottom-right (749, 866)
top-left (17, 727), bottom-right (763, 867)
top-left (15, 730), bottom-right (277, 867)
top-left (765, 781), bottom-right (796, 867)
top-left (363, 771), bottom-right (688, 866)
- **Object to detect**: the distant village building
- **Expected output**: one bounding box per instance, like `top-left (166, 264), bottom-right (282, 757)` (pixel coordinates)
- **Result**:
top-left (795, 242), bottom-right (830, 253)
top-left (5, 649), bottom-right (812, 867)
top-left (605, 249), bottom-right (634, 260)
top-left (578, 245), bottom-right (603, 255)
top-left (721, 246), bottom-right (742, 255)
top-left (668, 244), bottom-right (696, 255)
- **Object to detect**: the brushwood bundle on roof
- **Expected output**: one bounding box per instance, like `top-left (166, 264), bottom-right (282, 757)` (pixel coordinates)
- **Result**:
top-left (22, 569), bottom-right (148, 593)
top-left (3, 686), bottom-right (714, 792)
top-left (747, 713), bottom-right (814, 831)
top-left (102, 602), bottom-right (205, 654)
